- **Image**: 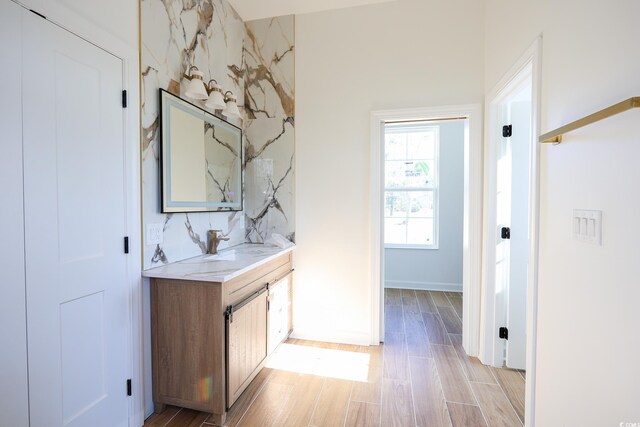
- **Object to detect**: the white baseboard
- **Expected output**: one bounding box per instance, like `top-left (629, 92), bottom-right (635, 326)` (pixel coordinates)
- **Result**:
top-left (384, 280), bottom-right (462, 292)
top-left (289, 328), bottom-right (373, 346)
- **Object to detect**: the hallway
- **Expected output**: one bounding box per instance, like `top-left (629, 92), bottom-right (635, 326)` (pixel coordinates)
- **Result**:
top-left (382, 289), bottom-right (524, 426)
top-left (145, 290), bottom-right (524, 427)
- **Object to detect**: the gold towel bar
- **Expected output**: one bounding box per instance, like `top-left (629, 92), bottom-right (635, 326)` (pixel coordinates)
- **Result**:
top-left (540, 97), bottom-right (640, 143)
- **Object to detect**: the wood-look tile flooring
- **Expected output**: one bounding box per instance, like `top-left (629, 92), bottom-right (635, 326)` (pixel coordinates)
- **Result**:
top-left (144, 290), bottom-right (525, 427)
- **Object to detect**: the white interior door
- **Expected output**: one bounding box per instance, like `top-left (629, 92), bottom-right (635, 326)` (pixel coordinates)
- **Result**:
top-left (496, 85), bottom-right (532, 370)
top-left (505, 96), bottom-right (532, 369)
top-left (495, 103), bottom-right (513, 362)
top-left (22, 11), bottom-right (130, 427)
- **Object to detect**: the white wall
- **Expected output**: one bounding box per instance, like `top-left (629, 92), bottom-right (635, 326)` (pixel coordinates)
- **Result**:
top-left (0, 2), bottom-right (29, 426)
top-left (294, 0), bottom-right (484, 344)
top-left (385, 120), bottom-right (464, 291)
top-left (485, 0), bottom-right (640, 424)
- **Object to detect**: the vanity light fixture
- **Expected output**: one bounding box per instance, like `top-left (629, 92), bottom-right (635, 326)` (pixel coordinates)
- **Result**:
top-left (183, 66), bottom-right (208, 100)
top-left (205, 79), bottom-right (226, 110)
top-left (222, 91), bottom-right (241, 118)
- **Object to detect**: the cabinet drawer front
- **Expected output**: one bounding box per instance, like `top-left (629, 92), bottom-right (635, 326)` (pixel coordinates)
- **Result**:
top-left (226, 254), bottom-right (291, 306)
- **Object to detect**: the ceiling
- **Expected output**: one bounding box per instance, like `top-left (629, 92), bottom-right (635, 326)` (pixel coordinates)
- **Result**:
top-left (227, 0), bottom-right (400, 21)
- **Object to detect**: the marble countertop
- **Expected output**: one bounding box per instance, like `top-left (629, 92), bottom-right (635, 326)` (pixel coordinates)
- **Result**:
top-left (142, 243), bottom-right (294, 283)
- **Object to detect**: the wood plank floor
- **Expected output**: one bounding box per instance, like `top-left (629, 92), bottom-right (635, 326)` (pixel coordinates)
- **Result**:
top-left (144, 290), bottom-right (525, 427)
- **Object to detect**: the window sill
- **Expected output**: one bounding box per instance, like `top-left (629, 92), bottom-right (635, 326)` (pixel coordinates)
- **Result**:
top-left (384, 244), bottom-right (439, 250)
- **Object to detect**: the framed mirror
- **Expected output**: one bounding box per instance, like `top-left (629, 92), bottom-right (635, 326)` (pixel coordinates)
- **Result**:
top-left (160, 89), bottom-right (242, 212)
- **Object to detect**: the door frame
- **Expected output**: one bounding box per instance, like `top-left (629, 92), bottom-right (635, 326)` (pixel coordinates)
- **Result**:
top-left (481, 37), bottom-right (541, 427)
top-left (370, 104), bottom-right (483, 357)
top-left (481, 56), bottom-right (533, 367)
top-left (13, 1), bottom-right (144, 425)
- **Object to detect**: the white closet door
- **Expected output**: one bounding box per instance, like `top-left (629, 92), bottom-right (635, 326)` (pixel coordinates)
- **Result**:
top-left (22, 11), bottom-right (130, 427)
top-left (505, 99), bottom-right (532, 370)
top-left (0, 1), bottom-right (29, 425)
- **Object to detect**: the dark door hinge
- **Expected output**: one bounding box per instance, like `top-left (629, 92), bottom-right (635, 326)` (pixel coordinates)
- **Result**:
top-left (502, 124), bottom-right (512, 137)
top-left (501, 227), bottom-right (511, 240)
top-left (124, 236), bottom-right (129, 254)
top-left (225, 306), bottom-right (233, 323)
top-left (499, 327), bottom-right (509, 340)
top-left (122, 90), bottom-right (127, 108)
top-left (126, 379), bottom-right (132, 396)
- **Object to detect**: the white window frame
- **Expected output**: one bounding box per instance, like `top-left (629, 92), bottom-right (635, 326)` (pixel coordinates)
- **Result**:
top-left (383, 124), bottom-right (440, 250)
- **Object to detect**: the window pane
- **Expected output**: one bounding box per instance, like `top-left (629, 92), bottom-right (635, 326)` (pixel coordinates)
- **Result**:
top-left (385, 191), bottom-right (408, 217)
top-left (409, 191), bottom-right (434, 217)
top-left (423, 159), bottom-right (436, 184)
top-left (406, 218), bottom-right (434, 245)
top-left (384, 122), bottom-right (440, 247)
top-left (385, 160), bottom-right (433, 188)
top-left (407, 131), bottom-right (435, 160)
top-left (385, 161), bottom-right (409, 188)
top-left (384, 217), bottom-right (407, 245)
top-left (385, 133), bottom-right (406, 160)
top-left (407, 160), bottom-right (434, 187)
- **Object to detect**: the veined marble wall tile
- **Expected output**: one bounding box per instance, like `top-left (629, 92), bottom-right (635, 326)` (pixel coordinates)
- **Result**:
top-left (244, 118), bottom-right (295, 242)
top-left (141, 0), bottom-right (245, 269)
top-left (244, 17), bottom-right (294, 119)
top-left (244, 16), bottom-right (295, 243)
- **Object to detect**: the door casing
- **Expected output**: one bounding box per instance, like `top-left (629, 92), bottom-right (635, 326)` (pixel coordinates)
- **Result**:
top-left (370, 104), bottom-right (483, 358)
top-left (481, 37), bottom-right (542, 427)
top-left (0, 2), bottom-right (29, 426)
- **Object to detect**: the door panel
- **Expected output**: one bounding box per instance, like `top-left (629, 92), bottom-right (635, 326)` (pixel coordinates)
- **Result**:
top-left (0, 1), bottom-right (29, 426)
top-left (22, 10), bottom-right (129, 427)
top-left (506, 99), bottom-right (532, 370)
top-left (495, 91), bottom-right (532, 370)
top-left (60, 293), bottom-right (108, 423)
top-left (495, 104), bottom-right (513, 364)
top-left (227, 290), bottom-right (268, 406)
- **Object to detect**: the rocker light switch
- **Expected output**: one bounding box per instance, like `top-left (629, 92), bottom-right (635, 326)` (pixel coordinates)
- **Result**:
top-left (572, 210), bottom-right (602, 245)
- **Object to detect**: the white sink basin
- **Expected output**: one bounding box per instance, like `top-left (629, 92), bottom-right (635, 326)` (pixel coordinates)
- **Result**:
top-left (204, 251), bottom-right (237, 261)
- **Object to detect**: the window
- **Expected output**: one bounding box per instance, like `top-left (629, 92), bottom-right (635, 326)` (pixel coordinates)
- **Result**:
top-left (384, 122), bottom-right (439, 248)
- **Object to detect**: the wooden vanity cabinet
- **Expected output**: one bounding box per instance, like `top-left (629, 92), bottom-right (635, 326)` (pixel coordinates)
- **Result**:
top-left (150, 252), bottom-right (292, 425)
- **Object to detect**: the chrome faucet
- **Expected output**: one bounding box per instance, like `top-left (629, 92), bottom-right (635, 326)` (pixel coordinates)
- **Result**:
top-left (207, 229), bottom-right (230, 255)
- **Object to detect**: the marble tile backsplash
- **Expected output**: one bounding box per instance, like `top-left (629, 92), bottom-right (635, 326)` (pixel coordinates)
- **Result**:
top-left (244, 16), bottom-right (295, 243)
top-left (141, 0), bottom-right (245, 269)
top-left (141, 2), bottom-right (295, 269)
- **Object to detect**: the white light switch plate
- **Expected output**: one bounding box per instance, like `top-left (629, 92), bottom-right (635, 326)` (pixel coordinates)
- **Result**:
top-left (146, 223), bottom-right (164, 245)
top-left (572, 209), bottom-right (602, 245)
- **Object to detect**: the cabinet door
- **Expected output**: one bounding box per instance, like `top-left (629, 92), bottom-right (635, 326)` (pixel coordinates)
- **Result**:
top-left (226, 288), bottom-right (268, 406)
top-left (268, 271), bottom-right (293, 354)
